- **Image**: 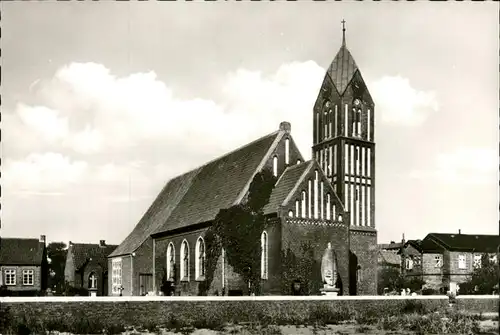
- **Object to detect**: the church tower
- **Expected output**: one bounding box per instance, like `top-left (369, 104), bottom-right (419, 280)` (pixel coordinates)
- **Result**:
top-left (312, 21), bottom-right (377, 295)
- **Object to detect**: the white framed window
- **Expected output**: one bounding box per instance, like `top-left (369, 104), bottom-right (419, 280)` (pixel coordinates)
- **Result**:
top-left (261, 231), bottom-right (268, 280)
top-left (195, 237), bottom-right (206, 280)
top-left (458, 254), bottom-right (466, 269)
top-left (473, 254), bottom-right (482, 268)
top-left (434, 255), bottom-right (442, 268)
top-left (111, 258), bottom-right (122, 294)
top-left (88, 272), bottom-right (97, 289)
top-left (285, 139), bottom-right (290, 165)
top-left (166, 243), bottom-right (175, 280)
top-left (180, 240), bottom-right (190, 281)
top-left (272, 156), bottom-right (278, 177)
top-left (405, 258), bottom-right (413, 270)
top-left (22, 269), bottom-right (34, 286)
top-left (5, 270), bottom-right (16, 286)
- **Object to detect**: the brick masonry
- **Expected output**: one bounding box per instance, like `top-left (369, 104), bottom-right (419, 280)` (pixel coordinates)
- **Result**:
top-left (0, 266), bottom-right (42, 293)
top-left (349, 228), bottom-right (377, 296)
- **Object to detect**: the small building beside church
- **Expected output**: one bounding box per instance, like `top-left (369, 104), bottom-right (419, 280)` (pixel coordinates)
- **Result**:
top-left (0, 235), bottom-right (48, 296)
top-left (109, 25), bottom-right (378, 296)
top-left (64, 240), bottom-right (117, 296)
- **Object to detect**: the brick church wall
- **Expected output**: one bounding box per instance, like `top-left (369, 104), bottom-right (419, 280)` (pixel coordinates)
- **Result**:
top-left (349, 228), bottom-right (377, 296)
top-left (281, 218), bottom-right (350, 296)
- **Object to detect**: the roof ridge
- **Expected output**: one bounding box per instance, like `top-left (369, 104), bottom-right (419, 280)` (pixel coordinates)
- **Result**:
top-left (233, 130), bottom-right (285, 205)
top-left (172, 130), bottom-right (280, 183)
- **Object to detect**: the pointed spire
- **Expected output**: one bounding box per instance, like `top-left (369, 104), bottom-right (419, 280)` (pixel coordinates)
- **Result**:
top-left (341, 19), bottom-right (346, 47)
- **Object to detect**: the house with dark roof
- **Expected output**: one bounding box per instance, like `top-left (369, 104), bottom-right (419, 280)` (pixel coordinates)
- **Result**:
top-left (403, 232), bottom-right (499, 291)
top-left (109, 26), bottom-right (379, 296)
top-left (0, 235), bottom-right (48, 296)
top-left (64, 240), bottom-right (117, 296)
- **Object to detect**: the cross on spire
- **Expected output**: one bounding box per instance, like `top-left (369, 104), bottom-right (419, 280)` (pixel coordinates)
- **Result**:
top-left (341, 19), bottom-right (346, 46)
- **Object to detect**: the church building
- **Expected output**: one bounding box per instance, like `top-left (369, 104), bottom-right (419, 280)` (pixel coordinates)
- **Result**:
top-left (108, 24), bottom-right (377, 296)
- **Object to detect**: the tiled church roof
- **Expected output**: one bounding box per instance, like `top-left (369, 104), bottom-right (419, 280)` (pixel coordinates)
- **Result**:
top-left (326, 44), bottom-right (359, 96)
top-left (263, 160), bottom-right (345, 215)
top-left (69, 243), bottom-right (117, 270)
top-left (0, 238), bottom-right (45, 265)
top-left (263, 162), bottom-right (310, 215)
top-left (111, 128), bottom-right (286, 257)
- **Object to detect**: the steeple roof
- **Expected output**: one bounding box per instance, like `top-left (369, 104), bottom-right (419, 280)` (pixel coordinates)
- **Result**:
top-left (326, 21), bottom-right (359, 96)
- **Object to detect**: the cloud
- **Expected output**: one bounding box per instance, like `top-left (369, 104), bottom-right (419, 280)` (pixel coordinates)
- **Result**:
top-left (3, 153), bottom-right (88, 194)
top-left (409, 147), bottom-right (497, 185)
top-left (3, 61), bottom-right (326, 202)
top-left (370, 75), bottom-right (439, 126)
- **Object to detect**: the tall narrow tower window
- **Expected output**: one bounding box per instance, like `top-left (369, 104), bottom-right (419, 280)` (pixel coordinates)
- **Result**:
top-left (320, 181), bottom-right (324, 219)
top-left (285, 139), bottom-right (290, 165)
top-left (261, 231), bottom-right (268, 280)
top-left (295, 200), bottom-right (299, 217)
top-left (334, 105), bottom-right (338, 137)
top-left (273, 156), bottom-right (278, 177)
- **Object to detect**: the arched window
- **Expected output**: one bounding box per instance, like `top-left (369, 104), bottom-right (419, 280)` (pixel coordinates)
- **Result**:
top-left (308, 180), bottom-right (312, 218)
top-left (195, 237), bottom-right (206, 279)
top-left (166, 243), bottom-right (175, 280)
top-left (301, 191), bottom-right (306, 218)
top-left (295, 200), bottom-right (299, 217)
top-left (273, 156), bottom-right (278, 177)
top-left (261, 231), bottom-right (268, 280)
top-left (285, 139), bottom-right (290, 165)
top-left (326, 193), bottom-right (331, 220)
top-left (88, 272), bottom-right (97, 289)
top-left (180, 240), bottom-right (190, 281)
top-left (288, 210), bottom-right (294, 217)
top-left (297, 159), bottom-right (301, 165)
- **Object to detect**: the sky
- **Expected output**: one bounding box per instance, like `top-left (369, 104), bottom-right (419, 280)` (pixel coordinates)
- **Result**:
top-left (1, 2), bottom-right (498, 246)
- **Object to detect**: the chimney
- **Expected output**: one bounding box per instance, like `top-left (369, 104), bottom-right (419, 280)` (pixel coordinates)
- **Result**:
top-left (458, 229), bottom-right (461, 235)
top-left (279, 121), bottom-right (291, 133)
top-left (99, 240), bottom-right (106, 247)
top-left (39, 235), bottom-right (46, 244)
top-left (390, 241), bottom-right (395, 244)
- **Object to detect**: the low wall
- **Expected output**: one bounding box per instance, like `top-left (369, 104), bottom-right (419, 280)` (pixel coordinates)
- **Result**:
top-left (0, 295), bottom-right (497, 331)
top-left (455, 295), bottom-right (500, 313)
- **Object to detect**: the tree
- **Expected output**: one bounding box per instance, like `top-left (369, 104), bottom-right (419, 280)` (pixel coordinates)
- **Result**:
top-left (460, 254), bottom-right (498, 295)
top-left (46, 242), bottom-right (67, 294)
top-left (377, 267), bottom-right (425, 295)
top-left (203, 169), bottom-right (277, 295)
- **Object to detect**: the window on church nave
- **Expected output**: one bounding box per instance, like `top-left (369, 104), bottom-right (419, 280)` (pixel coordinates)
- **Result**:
top-left (261, 231), bottom-right (268, 280)
top-left (273, 156), bottom-right (278, 177)
top-left (167, 243), bottom-right (175, 280)
top-left (326, 193), bottom-right (331, 220)
top-left (195, 237), bottom-right (206, 280)
top-left (180, 240), bottom-right (190, 281)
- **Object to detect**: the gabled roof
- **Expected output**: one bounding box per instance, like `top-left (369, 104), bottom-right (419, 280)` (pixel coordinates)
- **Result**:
top-left (0, 238), bottom-right (45, 265)
top-left (263, 162), bottom-right (310, 215)
top-left (326, 45), bottom-right (358, 96)
top-left (112, 126), bottom-right (290, 257)
top-left (378, 250), bottom-right (401, 266)
top-left (263, 160), bottom-right (346, 215)
top-left (154, 131), bottom-right (283, 235)
top-left (70, 243), bottom-right (117, 270)
top-left (426, 233), bottom-right (499, 253)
